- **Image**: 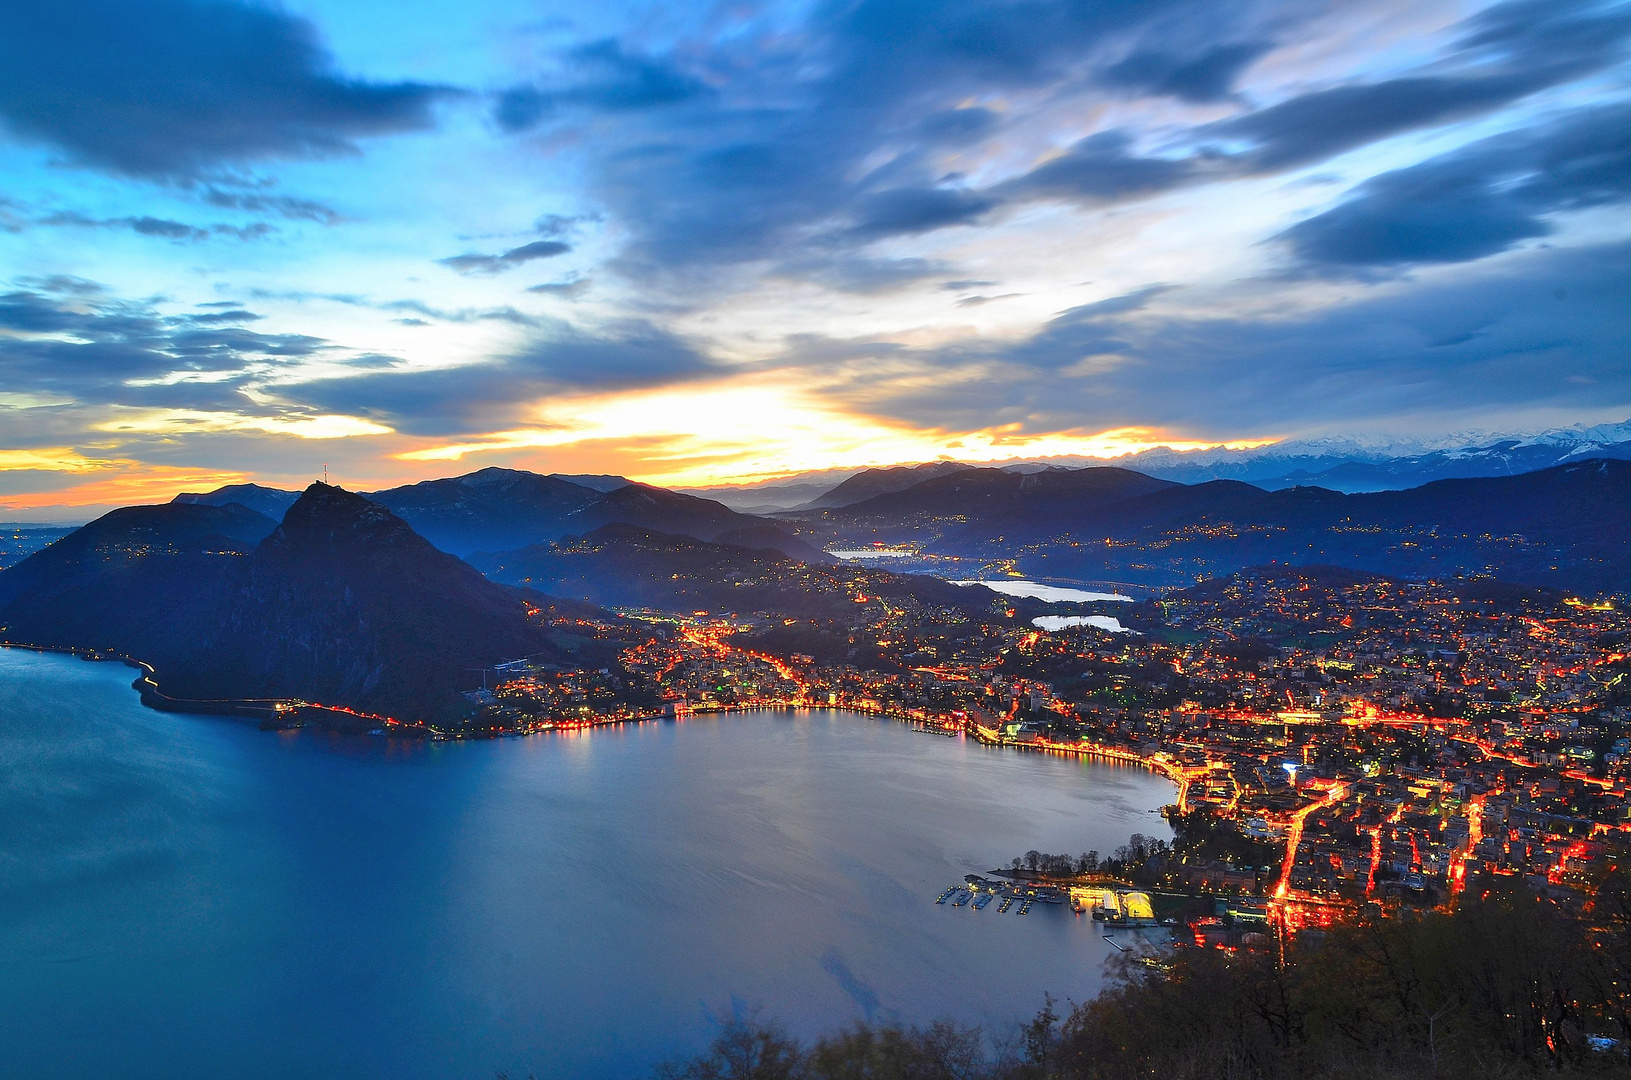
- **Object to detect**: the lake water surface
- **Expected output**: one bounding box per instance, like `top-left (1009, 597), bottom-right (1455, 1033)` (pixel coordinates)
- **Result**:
top-left (950, 580), bottom-right (1133, 603)
top-left (0, 647), bottom-right (1172, 1079)
top-left (1031, 615), bottom-right (1132, 633)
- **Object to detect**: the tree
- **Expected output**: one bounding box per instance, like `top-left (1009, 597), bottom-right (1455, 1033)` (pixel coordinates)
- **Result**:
top-left (1582, 865), bottom-right (1631, 1047)
top-left (655, 1016), bottom-right (803, 1080)
top-left (1021, 995), bottom-right (1059, 1077)
top-left (806, 1020), bottom-right (985, 1080)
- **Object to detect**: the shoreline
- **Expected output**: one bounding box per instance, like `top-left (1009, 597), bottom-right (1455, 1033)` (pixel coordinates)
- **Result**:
top-left (0, 641), bottom-right (420, 735)
top-left (0, 644), bottom-right (1181, 811)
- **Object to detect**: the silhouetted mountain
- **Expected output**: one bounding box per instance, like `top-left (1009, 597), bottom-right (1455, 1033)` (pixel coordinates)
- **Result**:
top-left (561, 482), bottom-right (770, 544)
top-left (173, 482), bottom-right (301, 520)
top-left (0, 485), bottom-right (576, 721)
top-left (0, 502), bottom-right (279, 641)
top-left (1121, 421), bottom-right (1631, 492)
top-left (680, 476), bottom-right (854, 514)
top-left (0, 525), bottom-right (76, 571)
top-left (475, 523), bottom-right (811, 614)
top-left (815, 459), bottom-right (1631, 591)
top-left (1094, 459), bottom-right (1631, 545)
top-left (1096, 478), bottom-right (1272, 533)
top-left (168, 483), bottom-right (569, 718)
top-left (1260, 439), bottom-right (1631, 491)
top-left (473, 523), bottom-right (1010, 620)
top-left (366, 467), bottom-right (606, 556)
top-left (363, 468), bottom-right (771, 557)
top-left (802, 461), bottom-right (978, 509)
top-left (550, 473), bottom-right (632, 492)
top-left (710, 524), bottom-right (835, 563)
top-left (818, 465), bottom-right (1177, 534)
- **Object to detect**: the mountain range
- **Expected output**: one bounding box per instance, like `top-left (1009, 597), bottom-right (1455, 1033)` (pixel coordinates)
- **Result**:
top-left (797, 461), bottom-right (976, 509)
top-left (1120, 421), bottom-right (1631, 492)
top-left (151, 452), bottom-right (1631, 594)
top-left (0, 484), bottom-right (584, 722)
top-left (4, 448), bottom-right (1627, 723)
top-left (472, 522), bottom-right (1007, 620)
top-left (677, 419), bottom-right (1631, 508)
top-left (807, 465), bottom-right (1174, 523)
top-left (785, 459), bottom-right (1631, 592)
top-left (175, 467), bottom-right (804, 559)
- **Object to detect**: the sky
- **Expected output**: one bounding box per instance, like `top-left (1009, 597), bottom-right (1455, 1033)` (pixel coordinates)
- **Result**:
top-left (1, 0), bottom-right (1628, 514)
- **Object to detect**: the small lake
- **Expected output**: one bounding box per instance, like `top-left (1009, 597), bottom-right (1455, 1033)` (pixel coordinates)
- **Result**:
top-left (1032, 615), bottom-right (1132, 633)
top-left (951, 580), bottom-right (1134, 603)
top-left (0, 647), bottom-right (1172, 1079)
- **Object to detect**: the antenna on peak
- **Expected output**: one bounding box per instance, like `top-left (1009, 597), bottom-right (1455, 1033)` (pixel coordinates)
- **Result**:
top-left (322, 463), bottom-right (328, 485)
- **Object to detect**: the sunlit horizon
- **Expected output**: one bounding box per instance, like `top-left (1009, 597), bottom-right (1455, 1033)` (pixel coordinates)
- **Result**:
top-left (2, 0), bottom-right (1627, 517)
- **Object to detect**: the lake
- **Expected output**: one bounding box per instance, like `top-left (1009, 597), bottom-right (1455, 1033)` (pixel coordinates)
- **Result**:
top-left (1032, 615), bottom-right (1132, 633)
top-left (950, 580), bottom-right (1134, 603)
top-left (0, 647), bottom-right (1173, 1079)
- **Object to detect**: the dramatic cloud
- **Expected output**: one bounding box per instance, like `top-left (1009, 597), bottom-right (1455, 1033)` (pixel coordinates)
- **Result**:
top-left (495, 0), bottom-right (1292, 277)
top-left (1103, 41), bottom-right (1271, 103)
top-left (1003, 0), bottom-right (1631, 208)
top-left (201, 188), bottom-right (342, 223)
top-left (438, 240), bottom-right (572, 275)
top-left (773, 254), bottom-right (954, 295)
top-left (0, 280), bottom-right (328, 412)
top-left (526, 278), bottom-right (592, 300)
top-left (1197, 0), bottom-right (1631, 175)
top-left (1278, 102), bottom-right (1631, 268)
top-left (817, 241), bottom-right (1631, 436)
top-left (36, 211), bottom-right (274, 242)
top-left (0, 0), bottom-right (453, 179)
top-left (495, 40), bottom-right (708, 132)
top-left (483, 0), bottom-right (1631, 291)
top-left (845, 187), bottom-right (999, 240)
top-left (283, 319), bottom-right (719, 434)
top-left (2, 0), bottom-right (1629, 498)
top-left (244, 289), bottom-right (550, 327)
top-left (996, 130), bottom-right (1208, 204)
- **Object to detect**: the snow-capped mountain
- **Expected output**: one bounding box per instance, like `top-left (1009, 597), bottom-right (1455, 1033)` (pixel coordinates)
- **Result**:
top-left (677, 420), bottom-right (1631, 507)
top-left (1119, 420), bottom-right (1631, 491)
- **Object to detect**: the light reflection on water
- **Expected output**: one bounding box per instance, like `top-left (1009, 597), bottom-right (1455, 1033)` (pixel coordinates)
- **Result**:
top-left (1032, 614), bottom-right (1132, 633)
top-left (0, 647), bottom-right (1172, 1079)
top-left (951, 580), bottom-right (1134, 603)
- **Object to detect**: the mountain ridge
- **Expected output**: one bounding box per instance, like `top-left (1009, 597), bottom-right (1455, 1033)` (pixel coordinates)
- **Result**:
top-left (1, 484), bottom-right (582, 721)
top-left (800, 461), bottom-right (979, 509)
top-left (175, 467), bottom-right (776, 558)
top-left (795, 458), bottom-right (1631, 592)
top-left (680, 418), bottom-right (1631, 505)
top-left (471, 522), bottom-right (1021, 621)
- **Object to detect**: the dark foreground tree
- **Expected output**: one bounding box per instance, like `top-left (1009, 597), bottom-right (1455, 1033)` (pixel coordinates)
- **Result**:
top-left (655, 1015), bottom-right (803, 1080)
top-left (1055, 874), bottom-right (1624, 1079)
top-left (653, 877), bottom-right (1630, 1080)
top-left (653, 1015), bottom-right (994, 1080)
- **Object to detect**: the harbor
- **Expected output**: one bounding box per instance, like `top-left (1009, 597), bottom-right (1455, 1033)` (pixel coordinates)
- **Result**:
top-left (932, 873), bottom-right (1161, 927)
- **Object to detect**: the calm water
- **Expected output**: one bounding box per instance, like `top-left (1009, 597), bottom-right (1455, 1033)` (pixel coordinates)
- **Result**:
top-left (950, 580), bottom-right (1133, 603)
top-left (1031, 615), bottom-right (1132, 633)
top-left (0, 647), bottom-right (1173, 1079)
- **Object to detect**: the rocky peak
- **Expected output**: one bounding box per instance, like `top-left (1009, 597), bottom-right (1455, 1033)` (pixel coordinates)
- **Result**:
top-left (268, 483), bottom-right (424, 556)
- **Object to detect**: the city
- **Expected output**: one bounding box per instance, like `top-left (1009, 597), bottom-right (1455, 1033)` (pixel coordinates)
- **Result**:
top-left (4, 0), bottom-right (1630, 1073)
top-left (445, 562), bottom-right (1631, 941)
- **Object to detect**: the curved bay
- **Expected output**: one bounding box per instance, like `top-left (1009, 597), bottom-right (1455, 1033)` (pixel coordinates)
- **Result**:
top-left (0, 647), bottom-right (1173, 1079)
